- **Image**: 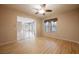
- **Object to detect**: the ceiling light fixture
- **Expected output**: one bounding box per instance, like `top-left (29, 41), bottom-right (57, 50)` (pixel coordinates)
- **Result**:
top-left (38, 9), bottom-right (45, 14)
top-left (33, 4), bottom-right (52, 15)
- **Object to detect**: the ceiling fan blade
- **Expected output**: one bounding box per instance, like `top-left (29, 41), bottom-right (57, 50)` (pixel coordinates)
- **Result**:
top-left (35, 12), bottom-right (39, 14)
top-left (33, 8), bottom-right (39, 10)
top-left (45, 10), bottom-right (52, 12)
top-left (43, 13), bottom-right (45, 15)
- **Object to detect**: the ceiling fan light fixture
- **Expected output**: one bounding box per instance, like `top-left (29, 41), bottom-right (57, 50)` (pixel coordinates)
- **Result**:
top-left (38, 9), bottom-right (45, 14)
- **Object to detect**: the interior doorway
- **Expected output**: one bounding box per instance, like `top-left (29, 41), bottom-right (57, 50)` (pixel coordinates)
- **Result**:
top-left (17, 16), bottom-right (36, 40)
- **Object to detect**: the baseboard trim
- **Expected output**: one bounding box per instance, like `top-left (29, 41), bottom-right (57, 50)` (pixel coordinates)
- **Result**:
top-left (0, 40), bottom-right (17, 47)
top-left (43, 36), bottom-right (79, 44)
top-left (63, 38), bottom-right (79, 44)
top-left (0, 37), bottom-right (79, 47)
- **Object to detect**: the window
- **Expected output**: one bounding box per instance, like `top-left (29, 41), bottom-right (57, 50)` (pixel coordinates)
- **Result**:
top-left (44, 21), bottom-right (50, 32)
top-left (51, 21), bottom-right (57, 32)
top-left (44, 18), bottom-right (57, 33)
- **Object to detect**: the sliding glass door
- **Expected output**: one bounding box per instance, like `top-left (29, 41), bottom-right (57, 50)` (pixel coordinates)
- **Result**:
top-left (23, 22), bottom-right (35, 39)
top-left (17, 16), bottom-right (36, 40)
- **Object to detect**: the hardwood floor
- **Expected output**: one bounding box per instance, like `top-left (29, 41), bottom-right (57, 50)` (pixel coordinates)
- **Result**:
top-left (0, 37), bottom-right (79, 54)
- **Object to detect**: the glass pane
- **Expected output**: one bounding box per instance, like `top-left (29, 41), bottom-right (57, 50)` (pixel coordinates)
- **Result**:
top-left (51, 21), bottom-right (57, 32)
top-left (44, 22), bottom-right (49, 32)
top-left (17, 16), bottom-right (36, 40)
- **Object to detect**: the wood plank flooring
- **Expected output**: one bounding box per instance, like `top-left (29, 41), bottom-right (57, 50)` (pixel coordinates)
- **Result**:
top-left (0, 37), bottom-right (79, 54)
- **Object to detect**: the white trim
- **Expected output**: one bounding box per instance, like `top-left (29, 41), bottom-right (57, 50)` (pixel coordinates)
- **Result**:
top-left (44, 36), bottom-right (79, 44)
top-left (0, 40), bottom-right (17, 47)
top-left (0, 36), bottom-right (79, 47)
top-left (62, 38), bottom-right (79, 44)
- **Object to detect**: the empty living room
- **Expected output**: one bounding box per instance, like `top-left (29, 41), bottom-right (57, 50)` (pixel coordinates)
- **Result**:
top-left (0, 4), bottom-right (79, 54)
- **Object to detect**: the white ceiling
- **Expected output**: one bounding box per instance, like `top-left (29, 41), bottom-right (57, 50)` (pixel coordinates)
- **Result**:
top-left (2, 4), bottom-right (79, 19)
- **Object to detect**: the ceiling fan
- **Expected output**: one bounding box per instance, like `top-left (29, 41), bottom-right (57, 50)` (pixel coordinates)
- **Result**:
top-left (33, 4), bottom-right (52, 15)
